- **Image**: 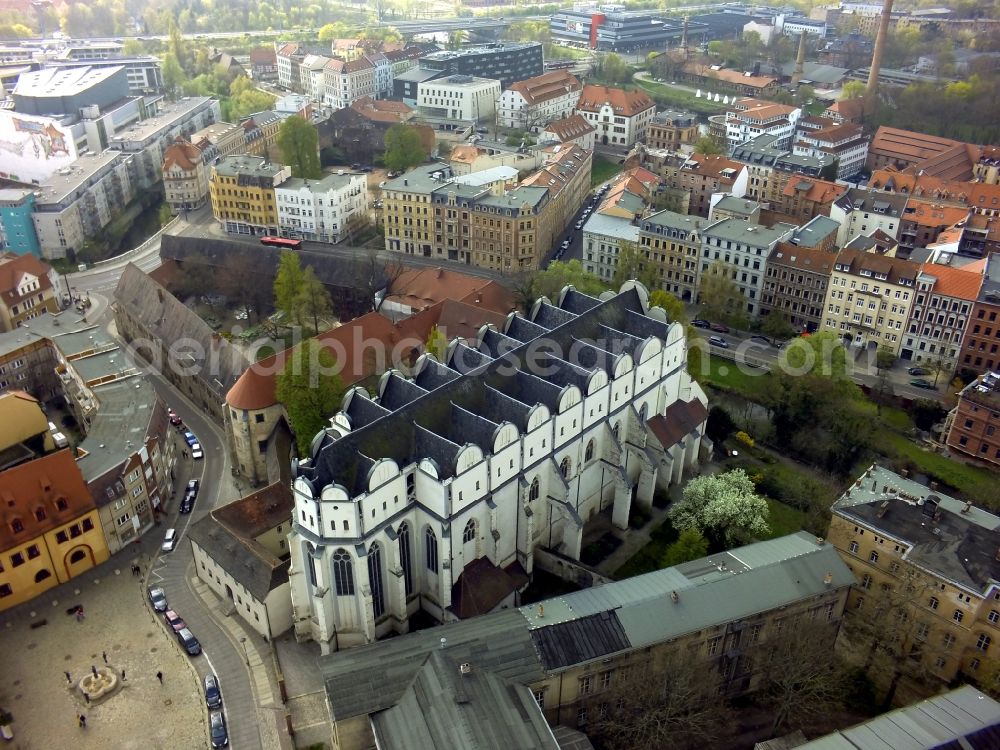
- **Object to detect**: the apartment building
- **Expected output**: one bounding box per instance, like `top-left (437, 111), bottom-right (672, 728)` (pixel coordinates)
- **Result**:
top-left (209, 156), bottom-right (292, 236)
top-left (0, 189), bottom-right (39, 257)
top-left (539, 114), bottom-right (596, 151)
top-left (581, 212), bottom-right (640, 284)
top-left (497, 70), bottom-right (582, 130)
top-left (299, 54), bottom-right (330, 101)
top-left (107, 96), bottom-right (221, 188)
top-left (897, 199), bottom-right (971, 259)
top-left (776, 175), bottom-right (847, 224)
top-left (0, 253), bottom-right (59, 331)
top-left (724, 98), bottom-right (801, 152)
top-left (710, 195), bottom-right (761, 224)
top-left (191, 121), bottom-right (246, 161)
top-left (31, 151), bottom-right (135, 260)
top-left (288, 285), bottom-right (711, 651)
top-left (316, 532), bottom-right (852, 749)
top-left (418, 43), bottom-right (543, 89)
top-left (275, 172), bottom-right (368, 244)
top-left (323, 53), bottom-right (391, 110)
top-left (645, 109), bottom-right (699, 151)
top-left (958, 254), bottom-right (1000, 376)
top-left (417, 75), bottom-right (501, 123)
top-left (575, 84), bottom-right (655, 148)
top-left (383, 147), bottom-right (591, 271)
top-left (793, 119), bottom-right (868, 179)
top-left (657, 153), bottom-right (748, 218)
top-left (250, 47), bottom-right (278, 82)
top-left (731, 133), bottom-right (838, 205)
top-left (761, 242), bottom-right (835, 333)
top-left (820, 248), bottom-right (920, 355)
top-left (700, 219), bottom-right (795, 316)
top-left (900, 263), bottom-right (981, 371)
top-left (276, 42), bottom-right (304, 91)
top-left (239, 110), bottom-right (282, 160)
top-left (162, 139), bottom-right (209, 214)
top-left (829, 189), bottom-right (909, 248)
top-left (638, 210), bottom-right (706, 302)
top-left (946, 371), bottom-right (1000, 467)
top-left (828, 464), bottom-right (1000, 699)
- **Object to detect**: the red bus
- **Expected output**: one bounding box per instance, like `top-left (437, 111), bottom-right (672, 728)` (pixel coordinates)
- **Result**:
top-left (260, 236), bottom-right (302, 249)
top-left (544, 60), bottom-right (575, 70)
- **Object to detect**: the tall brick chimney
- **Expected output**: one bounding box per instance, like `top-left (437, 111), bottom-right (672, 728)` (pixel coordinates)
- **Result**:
top-left (791, 31), bottom-right (807, 86)
top-left (866, 0), bottom-right (895, 112)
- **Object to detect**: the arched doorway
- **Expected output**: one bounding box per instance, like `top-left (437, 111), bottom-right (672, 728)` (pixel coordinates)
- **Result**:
top-left (64, 546), bottom-right (95, 578)
top-left (602, 134), bottom-right (609, 146)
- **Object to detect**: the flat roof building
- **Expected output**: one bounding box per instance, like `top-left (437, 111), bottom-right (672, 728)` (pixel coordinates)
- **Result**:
top-left (12, 65), bottom-right (129, 116)
top-left (419, 42), bottom-right (543, 89)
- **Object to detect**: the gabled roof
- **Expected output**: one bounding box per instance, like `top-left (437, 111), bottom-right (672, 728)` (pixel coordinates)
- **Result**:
top-left (249, 47), bottom-right (276, 64)
top-left (507, 69), bottom-right (581, 106)
top-left (904, 199), bottom-right (969, 229)
top-left (350, 95), bottom-right (412, 124)
top-left (161, 139), bottom-right (204, 173)
top-left (541, 113), bottom-right (594, 142)
top-left (646, 399), bottom-right (708, 449)
top-left (918, 262), bottom-right (983, 301)
top-left (0, 252), bottom-right (54, 306)
top-left (575, 84), bottom-right (654, 117)
top-left (825, 97), bottom-right (865, 122)
top-left (682, 62), bottom-right (777, 88)
top-left (768, 242), bottom-right (836, 276)
top-left (870, 126), bottom-right (964, 164)
top-left (833, 247), bottom-right (920, 286)
top-left (781, 176), bottom-right (846, 205)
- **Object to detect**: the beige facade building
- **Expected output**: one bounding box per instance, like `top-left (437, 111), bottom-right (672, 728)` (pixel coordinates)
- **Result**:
top-left (497, 69), bottom-right (582, 130)
top-left (637, 209), bottom-right (706, 303)
top-left (820, 248), bottom-right (920, 355)
top-left (761, 241), bottom-right (835, 333)
top-left (645, 109), bottom-right (699, 151)
top-left (162, 139), bottom-right (209, 214)
top-left (828, 464), bottom-right (1000, 701)
top-left (0, 253), bottom-right (59, 332)
top-left (191, 121), bottom-right (246, 160)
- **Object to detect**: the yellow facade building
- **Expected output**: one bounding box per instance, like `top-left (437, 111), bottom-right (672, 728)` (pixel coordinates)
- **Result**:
top-left (209, 155), bottom-right (291, 236)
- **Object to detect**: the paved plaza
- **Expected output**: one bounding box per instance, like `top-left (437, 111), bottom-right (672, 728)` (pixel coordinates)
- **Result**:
top-left (0, 553), bottom-right (208, 749)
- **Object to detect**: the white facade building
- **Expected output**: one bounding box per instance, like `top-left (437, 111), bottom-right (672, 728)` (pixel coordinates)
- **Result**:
top-left (418, 75), bottom-right (501, 123)
top-left (286, 284), bottom-right (710, 652)
top-left (323, 54), bottom-right (388, 111)
top-left (575, 84), bottom-right (655, 148)
top-left (700, 218), bottom-right (795, 316)
top-left (299, 55), bottom-right (330, 101)
top-left (829, 189), bottom-right (908, 247)
top-left (582, 212), bottom-right (640, 282)
top-left (275, 172), bottom-right (368, 244)
top-left (496, 70), bottom-right (582, 130)
top-left (793, 122), bottom-right (868, 180)
top-left (725, 99), bottom-right (802, 153)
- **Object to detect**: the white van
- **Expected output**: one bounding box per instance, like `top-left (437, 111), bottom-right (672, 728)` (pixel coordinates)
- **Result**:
top-left (52, 432), bottom-right (69, 448)
top-left (161, 528), bottom-right (177, 553)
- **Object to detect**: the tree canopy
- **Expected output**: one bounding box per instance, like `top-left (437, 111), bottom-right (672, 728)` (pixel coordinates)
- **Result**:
top-left (273, 251), bottom-right (333, 333)
top-left (276, 340), bottom-right (345, 457)
top-left (697, 260), bottom-right (747, 328)
top-left (693, 135), bottom-right (723, 156)
top-left (524, 260), bottom-right (609, 305)
top-left (612, 241), bottom-right (657, 290)
top-left (277, 116), bottom-right (323, 179)
top-left (648, 289), bottom-right (688, 325)
top-left (383, 124), bottom-right (427, 173)
top-left (668, 469), bottom-right (770, 548)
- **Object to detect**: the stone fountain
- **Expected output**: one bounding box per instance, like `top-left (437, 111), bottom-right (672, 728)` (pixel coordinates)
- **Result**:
top-left (78, 667), bottom-right (118, 703)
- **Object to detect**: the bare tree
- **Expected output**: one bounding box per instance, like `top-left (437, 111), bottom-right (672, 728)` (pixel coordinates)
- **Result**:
top-left (219, 251), bottom-right (273, 325)
top-left (758, 619), bottom-right (848, 733)
top-left (358, 245), bottom-right (406, 313)
top-left (590, 652), bottom-right (732, 750)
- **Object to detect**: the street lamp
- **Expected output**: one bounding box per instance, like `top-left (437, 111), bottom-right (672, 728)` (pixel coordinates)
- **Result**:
top-left (240, 636), bottom-right (249, 666)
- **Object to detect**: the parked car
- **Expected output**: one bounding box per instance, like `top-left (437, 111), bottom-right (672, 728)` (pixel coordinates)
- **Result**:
top-left (164, 610), bottom-right (186, 633)
top-left (183, 431), bottom-right (198, 447)
top-left (204, 674), bottom-right (223, 709)
top-left (574, 221), bottom-right (584, 230)
top-left (191, 443), bottom-right (204, 460)
top-left (147, 587), bottom-right (167, 612)
top-left (907, 367), bottom-right (929, 376)
top-left (749, 335), bottom-right (772, 345)
top-left (187, 479), bottom-right (200, 497)
top-left (710, 323), bottom-right (730, 333)
top-left (691, 319), bottom-right (710, 328)
top-left (708, 336), bottom-right (729, 348)
top-left (560, 239), bottom-right (570, 249)
top-left (168, 409), bottom-right (182, 427)
top-left (179, 491), bottom-right (195, 514)
top-left (176, 627), bottom-right (202, 656)
top-left (210, 710), bottom-right (229, 748)
top-left (161, 528), bottom-right (177, 552)
top-left (909, 378), bottom-right (936, 390)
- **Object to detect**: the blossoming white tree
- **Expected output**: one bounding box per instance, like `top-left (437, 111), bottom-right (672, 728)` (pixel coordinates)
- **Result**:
top-left (668, 468), bottom-right (770, 547)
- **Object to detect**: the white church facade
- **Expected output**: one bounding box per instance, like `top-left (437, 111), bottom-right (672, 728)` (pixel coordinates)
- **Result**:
top-left (287, 283), bottom-right (711, 653)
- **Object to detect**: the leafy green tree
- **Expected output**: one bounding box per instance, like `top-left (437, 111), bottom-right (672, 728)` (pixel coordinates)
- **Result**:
top-left (276, 340), bottom-right (345, 456)
top-left (840, 80), bottom-right (866, 100)
top-left (527, 260), bottom-right (609, 304)
top-left (697, 260), bottom-right (746, 328)
top-left (161, 52), bottom-right (185, 99)
top-left (612, 241), bottom-right (657, 290)
top-left (875, 346), bottom-right (896, 374)
top-left (168, 19), bottom-right (191, 74)
top-left (693, 135), bottom-right (723, 156)
top-left (298, 266), bottom-right (333, 334)
top-left (383, 124), bottom-right (427, 172)
top-left (229, 75), bottom-right (277, 122)
top-left (0, 22), bottom-right (32, 37)
top-left (425, 325), bottom-right (448, 360)
top-left (277, 115), bottom-right (322, 179)
top-left (668, 469), bottom-right (770, 548)
top-left (318, 21), bottom-right (350, 41)
top-left (274, 251), bottom-right (306, 326)
top-left (759, 310), bottom-right (797, 342)
top-left (649, 289), bottom-right (688, 324)
top-left (660, 529), bottom-right (709, 568)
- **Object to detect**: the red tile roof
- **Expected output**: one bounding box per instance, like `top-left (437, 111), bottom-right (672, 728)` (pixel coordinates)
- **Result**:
top-left (542, 113), bottom-right (594, 142)
top-left (162, 139), bottom-right (203, 173)
top-left (919, 263), bottom-right (983, 301)
top-left (350, 95), bottom-right (412, 124)
top-left (576, 85), bottom-right (654, 117)
top-left (683, 63), bottom-right (777, 89)
top-left (904, 199), bottom-right (969, 229)
top-left (781, 176), bottom-right (847, 205)
top-left (870, 126), bottom-right (963, 164)
top-left (507, 69), bottom-right (581, 106)
top-left (769, 242), bottom-right (836, 275)
top-left (646, 400), bottom-right (708, 449)
top-left (825, 98), bottom-right (865, 122)
top-left (0, 252), bottom-right (54, 307)
top-left (250, 47), bottom-right (276, 65)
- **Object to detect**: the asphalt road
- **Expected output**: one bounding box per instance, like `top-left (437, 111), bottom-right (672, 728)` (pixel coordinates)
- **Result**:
top-left (543, 183), bottom-right (612, 268)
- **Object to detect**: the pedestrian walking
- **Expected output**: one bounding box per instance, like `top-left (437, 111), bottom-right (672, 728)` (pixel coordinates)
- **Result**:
top-left (64, 671), bottom-right (72, 684)
top-left (91, 665), bottom-right (98, 678)
top-left (102, 651), bottom-right (108, 664)
top-left (156, 670), bottom-right (163, 684)
top-left (83, 692), bottom-right (90, 705)
top-left (78, 715), bottom-right (87, 729)
top-left (121, 669), bottom-right (127, 681)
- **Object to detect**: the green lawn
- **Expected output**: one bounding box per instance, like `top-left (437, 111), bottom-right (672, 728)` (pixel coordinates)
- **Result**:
top-left (634, 79), bottom-right (727, 117)
top-left (614, 517), bottom-right (679, 579)
top-left (688, 349), bottom-right (772, 401)
top-left (591, 154), bottom-right (624, 187)
top-left (765, 498), bottom-right (808, 539)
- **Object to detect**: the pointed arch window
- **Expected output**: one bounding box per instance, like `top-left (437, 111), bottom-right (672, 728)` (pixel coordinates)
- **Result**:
top-left (332, 548), bottom-right (354, 596)
top-left (463, 518), bottom-right (476, 544)
top-left (612, 422), bottom-right (621, 442)
top-left (425, 527), bottom-right (438, 573)
top-left (399, 523), bottom-right (413, 596)
top-left (528, 477), bottom-right (540, 503)
top-left (368, 543), bottom-right (385, 619)
top-left (585, 440), bottom-right (594, 463)
top-left (560, 457), bottom-right (572, 479)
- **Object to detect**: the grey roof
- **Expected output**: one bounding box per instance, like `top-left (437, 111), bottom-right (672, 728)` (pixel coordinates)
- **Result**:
top-left (320, 533), bottom-right (854, 723)
top-left (213, 155), bottom-right (286, 179)
top-left (0, 311), bottom-right (91, 357)
top-left (13, 64), bottom-right (123, 96)
top-left (109, 96), bottom-right (216, 146)
top-left (835, 188), bottom-right (908, 218)
top-left (276, 172), bottom-right (362, 192)
top-left (714, 194), bottom-right (761, 215)
top-left (641, 208), bottom-right (706, 233)
top-left (344, 392), bottom-right (390, 430)
top-left (581, 212), bottom-right (639, 242)
top-left (702, 217), bottom-right (793, 246)
top-left (35, 151), bottom-right (128, 206)
top-left (370, 650), bottom-right (559, 750)
top-left (797, 685), bottom-right (1000, 750)
top-left (790, 215), bottom-right (840, 245)
top-left (448, 403), bottom-right (499, 452)
top-left (413, 358), bottom-right (460, 390)
top-left (76, 377), bottom-right (159, 482)
top-left (394, 66), bottom-right (444, 83)
top-left (833, 464), bottom-right (1000, 593)
top-left (379, 372), bottom-right (428, 411)
top-left (777, 61), bottom-right (849, 85)
top-left (550, 726), bottom-right (595, 750)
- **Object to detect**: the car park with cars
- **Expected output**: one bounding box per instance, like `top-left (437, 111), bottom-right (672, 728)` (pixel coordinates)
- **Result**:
top-left (177, 627), bottom-right (202, 656)
top-left (204, 674), bottom-right (223, 709)
top-left (148, 587), bottom-right (167, 612)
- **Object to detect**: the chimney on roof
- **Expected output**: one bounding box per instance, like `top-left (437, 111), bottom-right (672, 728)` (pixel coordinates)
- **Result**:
top-left (823, 572), bottom-right (833, 586)
top-left (791, 31), bottom-right (807, 87)
top-left (962, 501), bottom-right (972, 514)
top-left (671, 590), bottom-right (679, 603)
top-left (538, 604), bottom-right (544, 618)
top-left (865, 0), bottom-right (894, 112)
top-left (459, 662), bottom-right (472, 675)
top-left (440, 637), bottom-right (447, 649)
